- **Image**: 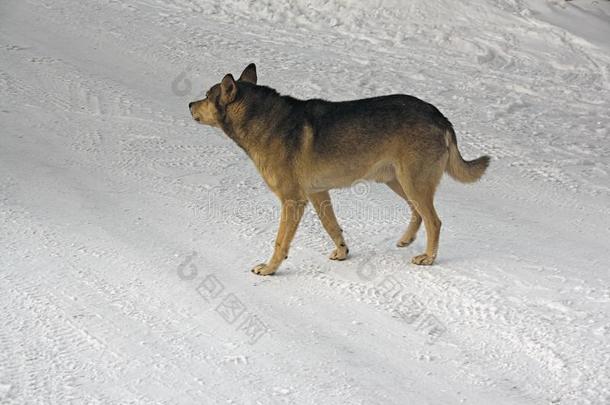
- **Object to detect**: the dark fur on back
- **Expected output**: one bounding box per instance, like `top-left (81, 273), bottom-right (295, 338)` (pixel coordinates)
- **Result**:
top-left (226, 83), bottom-right (454, 158)
top-left (305, 94), bottom-right (453, 156)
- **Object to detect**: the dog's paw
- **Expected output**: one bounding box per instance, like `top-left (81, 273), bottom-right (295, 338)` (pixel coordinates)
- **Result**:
top-left (251, 263), bottom-right (276, 276)
top-left (329, 246), bottom-right (349, 261)
top-left (396, 236), bottom-right (415, 248)
top-left (411, 254), bottom-right (435, 266)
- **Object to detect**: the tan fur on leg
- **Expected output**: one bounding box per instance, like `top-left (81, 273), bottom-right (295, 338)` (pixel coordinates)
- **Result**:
top-left (252, 199), bottom-right (307, 275)
top-left (309, 191), bottom-right (349, 260)
top-left (386, 179), bottom-right (422, 247)
top-left (395, 167), bottom-right (443, 266)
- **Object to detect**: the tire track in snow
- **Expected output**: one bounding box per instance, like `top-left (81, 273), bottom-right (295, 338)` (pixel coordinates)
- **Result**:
top-left (276, 257), bottom-right (610, 403)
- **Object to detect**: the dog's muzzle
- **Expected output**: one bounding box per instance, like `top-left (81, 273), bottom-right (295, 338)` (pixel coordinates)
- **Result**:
top-left (189, 102), bottom-right (200, 121)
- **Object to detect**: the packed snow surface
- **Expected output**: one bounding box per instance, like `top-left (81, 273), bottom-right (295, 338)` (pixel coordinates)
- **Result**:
top-left (1, 0), bottom-right (609, 403)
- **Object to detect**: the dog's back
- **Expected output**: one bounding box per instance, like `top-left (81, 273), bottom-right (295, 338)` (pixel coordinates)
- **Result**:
top-left (302, 94), bottom-right (453, 158)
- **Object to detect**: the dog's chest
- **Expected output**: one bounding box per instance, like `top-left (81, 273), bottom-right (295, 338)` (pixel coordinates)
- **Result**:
top-left (248, 151), bottom-right (285, 191)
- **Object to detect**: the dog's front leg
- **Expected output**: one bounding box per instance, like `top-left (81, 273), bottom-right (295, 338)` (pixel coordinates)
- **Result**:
top-left (252, 198), bottom-right (307, 276)
top-left (309, 191), bottom-right (349, 260)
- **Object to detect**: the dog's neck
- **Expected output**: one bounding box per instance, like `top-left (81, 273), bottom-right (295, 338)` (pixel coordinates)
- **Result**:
top-left (220, 87), bottom-right (303, 157)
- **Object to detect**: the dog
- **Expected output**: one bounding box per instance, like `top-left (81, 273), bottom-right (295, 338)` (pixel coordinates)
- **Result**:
top-left (189, 64), bottom-right (489, 275)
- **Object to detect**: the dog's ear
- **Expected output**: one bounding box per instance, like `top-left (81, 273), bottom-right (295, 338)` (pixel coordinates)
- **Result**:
top-left (238, 63), bottom-right (257, 84)
top-left (220, 74), bottom-right (237, 104)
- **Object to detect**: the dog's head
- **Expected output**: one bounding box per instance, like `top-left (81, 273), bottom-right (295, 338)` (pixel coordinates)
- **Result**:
top-left (189, 63), bottom-right (257, 127)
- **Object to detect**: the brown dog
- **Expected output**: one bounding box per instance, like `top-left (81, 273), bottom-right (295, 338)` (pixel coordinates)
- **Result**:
top-left (189, 64), bottom-right (489, 275)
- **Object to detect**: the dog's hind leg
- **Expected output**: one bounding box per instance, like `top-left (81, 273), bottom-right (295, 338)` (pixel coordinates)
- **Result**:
top-left (309, 191), bottom-right (349, 260)
top-left (395, 168), bottom-right (442, 266)
top-left (252, 198), bottom-right (307, 275)
top-left (386, 179), bottom-right (422, 247)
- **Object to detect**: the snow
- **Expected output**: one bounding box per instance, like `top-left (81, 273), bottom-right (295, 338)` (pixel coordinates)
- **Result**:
top-left (1, 0), bottom-right (609, 403)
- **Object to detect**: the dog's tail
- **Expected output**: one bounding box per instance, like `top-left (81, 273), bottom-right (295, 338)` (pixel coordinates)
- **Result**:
top-left (444, 127), bottom-right (490, 183)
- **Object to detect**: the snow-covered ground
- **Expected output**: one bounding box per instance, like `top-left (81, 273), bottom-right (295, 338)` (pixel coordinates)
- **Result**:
top-left (1, 0), bottom-right (609, 403)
